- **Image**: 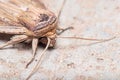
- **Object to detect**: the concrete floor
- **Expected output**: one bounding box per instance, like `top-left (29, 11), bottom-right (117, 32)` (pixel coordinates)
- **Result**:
top-left (0, 0), bottom-right (120, 80)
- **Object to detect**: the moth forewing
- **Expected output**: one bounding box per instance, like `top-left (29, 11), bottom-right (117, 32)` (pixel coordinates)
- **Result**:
top-left (0, 1), bottom-right (23, 27)
top-left (9, 0), bottom-right (46, 10)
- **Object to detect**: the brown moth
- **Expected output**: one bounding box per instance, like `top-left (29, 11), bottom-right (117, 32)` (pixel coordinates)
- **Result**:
top-left (0, 0), bottom-right (57, 65)
top-left (0, 0), bottom-right (115, 80)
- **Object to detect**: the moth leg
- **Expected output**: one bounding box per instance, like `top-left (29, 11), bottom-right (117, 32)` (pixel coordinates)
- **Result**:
top-left (26, 38), bottom-right (38, 68)
top-left (57, 27), bottom-right (73, 35)
top-left (24, 39), bottom-right (32, 44)
top-left (0, 35), bottom-right (28, 49)
top-left (26, 38), bottom-right (50, 80)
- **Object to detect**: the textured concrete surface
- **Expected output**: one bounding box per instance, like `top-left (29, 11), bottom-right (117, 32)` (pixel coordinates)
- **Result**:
top-left (0, 0), bottom-right (120, 80)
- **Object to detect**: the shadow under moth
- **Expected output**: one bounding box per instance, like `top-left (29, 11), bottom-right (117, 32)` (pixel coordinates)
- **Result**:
top-left (0, 0), bottom-right (115, 79)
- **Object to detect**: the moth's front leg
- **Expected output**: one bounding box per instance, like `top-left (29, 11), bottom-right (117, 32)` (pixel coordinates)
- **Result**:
top-left (0, 26), bottom-right (31, 48)
top-left (0, 35), bottom-right (28, 49)
top-left (26, 38), bottom-right (39, 68)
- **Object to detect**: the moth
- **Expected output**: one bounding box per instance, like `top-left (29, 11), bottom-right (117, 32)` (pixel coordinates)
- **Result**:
top-left (0, 0), bottom-right (115, 79)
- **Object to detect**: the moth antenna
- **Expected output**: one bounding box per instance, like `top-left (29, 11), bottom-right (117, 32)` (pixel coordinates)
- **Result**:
top-left (26, 38), bottom-right (50, 80)
top-left (56, 36), bottom-right (116, 41)
top-left (57, 26), bottom-right (74, 35)
top-left (57, 0), bottom-right (66, 20)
